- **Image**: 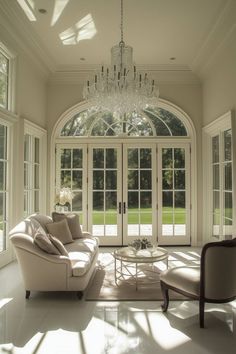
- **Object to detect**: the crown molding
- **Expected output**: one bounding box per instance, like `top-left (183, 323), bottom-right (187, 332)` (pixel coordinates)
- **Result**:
top-left (0, 0), bottom-right (55, 77)
top-left (49, 64), bottom-right (200, 85)
top-left (191, 0), bottom-right (236, 76)
top-left (55, 63), bottom-right (191, 72)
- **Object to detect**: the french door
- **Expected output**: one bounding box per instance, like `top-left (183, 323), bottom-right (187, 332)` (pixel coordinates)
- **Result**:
top-left (56, 142), bottom-right (191, 246)
top-left (88, 143), bottom-right (156, 245)
top-left (158, 144), bottom-right (191, 245)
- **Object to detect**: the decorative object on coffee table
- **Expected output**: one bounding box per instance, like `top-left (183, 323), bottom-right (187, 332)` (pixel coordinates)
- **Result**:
top-left (129, 237), bottom-right (153, 250)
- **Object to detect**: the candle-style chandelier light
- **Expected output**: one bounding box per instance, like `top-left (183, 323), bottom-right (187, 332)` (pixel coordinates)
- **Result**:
top-left (83, 0), bottom-right (159, 117)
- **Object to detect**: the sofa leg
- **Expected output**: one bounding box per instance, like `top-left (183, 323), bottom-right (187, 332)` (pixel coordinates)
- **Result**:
top-left (77, 291), bottom-right (83, 300)
top-left (160, 281), bottom-right (169, 312)
top-left (25, 290), bottom-right (30, 299)
top-left (199, 298), bottom-right (205, 328)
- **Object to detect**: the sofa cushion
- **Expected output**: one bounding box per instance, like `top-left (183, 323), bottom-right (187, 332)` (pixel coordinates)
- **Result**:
top-left (65, 237), bottom-right (98, 254)
top-left (48, 234), bottom-right (69, 257)
top-left (52, 212), bottom-right (83, 239)
top-left (68, 251), bottom-right (93, 276)
top-left (46, 219), bottom-right (74, 245)
top-left (34, 232), bottom-right (61, 255)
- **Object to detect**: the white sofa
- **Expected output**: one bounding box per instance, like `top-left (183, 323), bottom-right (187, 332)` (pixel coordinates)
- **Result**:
top-left (9, 214), bottom-right (99, 299)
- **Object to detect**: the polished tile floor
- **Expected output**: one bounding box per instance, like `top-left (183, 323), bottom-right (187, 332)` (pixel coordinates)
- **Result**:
top-left (0, 248), bottom-right (236, 354)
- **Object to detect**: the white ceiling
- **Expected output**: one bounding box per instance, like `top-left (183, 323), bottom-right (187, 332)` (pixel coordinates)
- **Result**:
top-left (6, 0), bottom-right (230, 72)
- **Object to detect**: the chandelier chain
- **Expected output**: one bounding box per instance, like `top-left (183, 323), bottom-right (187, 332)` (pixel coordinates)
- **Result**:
top-left (120, 0), bottom-right (124, 43)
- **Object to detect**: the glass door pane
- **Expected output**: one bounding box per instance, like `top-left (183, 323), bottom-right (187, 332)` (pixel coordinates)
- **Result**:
top-left (88, 144), bottom-right (122, 245)
top-left (56, 145), bottom-right (87, 229)
top-left (123, 144), bottom-right (156, 245)
top-left (158, 144), bottom-right (190, 245)
top-left (212, 135), bottom-right (220, 237)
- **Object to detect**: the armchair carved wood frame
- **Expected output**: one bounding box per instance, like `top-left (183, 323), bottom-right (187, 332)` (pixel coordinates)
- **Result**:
top-left (160, 239), bottom-right (236, 328)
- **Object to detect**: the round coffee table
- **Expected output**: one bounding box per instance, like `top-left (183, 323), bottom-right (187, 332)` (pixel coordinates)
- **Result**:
top-left (113, 246), bottom-right (168, 290)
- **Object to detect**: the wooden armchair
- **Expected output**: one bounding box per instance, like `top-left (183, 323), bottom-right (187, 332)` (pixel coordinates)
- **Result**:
top-left (160, 239), bottom-right (236, 328)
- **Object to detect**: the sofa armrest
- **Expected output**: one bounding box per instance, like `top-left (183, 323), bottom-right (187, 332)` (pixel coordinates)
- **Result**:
top-left (10, 233), bottom-right (73, 276)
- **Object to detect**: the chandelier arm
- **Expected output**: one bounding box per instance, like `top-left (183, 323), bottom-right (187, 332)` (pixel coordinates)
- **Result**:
top-left (83, 0), bottom-right (159, 117)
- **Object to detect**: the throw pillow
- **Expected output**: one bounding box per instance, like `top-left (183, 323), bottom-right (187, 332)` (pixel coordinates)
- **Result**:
top-left (34, 231), bottom-right (60, 255)
top-left (48, 234), bottom-right (69, 257)
top-left (52, 212), bottom-right (83, 239)
top-left (46, 219), bottom-right (74, 245)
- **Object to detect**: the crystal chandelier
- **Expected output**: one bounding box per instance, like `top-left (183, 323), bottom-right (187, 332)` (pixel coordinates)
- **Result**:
top-left (83, 0), bottom-right (159, 117)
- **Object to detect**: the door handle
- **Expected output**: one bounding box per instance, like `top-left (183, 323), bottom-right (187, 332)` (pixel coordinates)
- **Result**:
top-left (123, 202), bottom-right (126, 214)
top-left (118, 202), bottom-right (122, 214)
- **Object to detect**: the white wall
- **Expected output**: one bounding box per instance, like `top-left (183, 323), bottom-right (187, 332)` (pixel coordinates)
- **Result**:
top-left (0, 21), bottom-right (48, 127)
top-left (202, 29), bottom-right (236, 125)
top-left (16, 55), bottom-right (47, 127)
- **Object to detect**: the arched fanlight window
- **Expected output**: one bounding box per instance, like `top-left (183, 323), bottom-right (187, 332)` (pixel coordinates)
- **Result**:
top-left (60, 107), bottom-right (188, 137)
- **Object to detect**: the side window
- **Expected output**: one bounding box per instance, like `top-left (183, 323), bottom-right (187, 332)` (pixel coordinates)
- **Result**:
top-left (24, 122), bottom-right (47, 217)
top-left (212, 129), bottom-right (233, 239)
top-left (0, 51), bottom-right (9, 110)
top-left (0, 43), bottom-right (14, 111)
top-left (24, 134), bottom-right (41, 216)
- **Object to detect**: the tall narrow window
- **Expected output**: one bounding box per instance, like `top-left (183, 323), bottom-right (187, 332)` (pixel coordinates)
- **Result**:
top-left (223, 130), bottom-right (232, 238)
top-left (0, 50), bottom-right (9, 110)
top-left (24, 134), bottom-right (41, 216)
top-left (0, 124), bottom-right (8, 252)
top-left (211, 129), bottom-right (233, 239)
top-left (212, 135), bottom-right (220, 237)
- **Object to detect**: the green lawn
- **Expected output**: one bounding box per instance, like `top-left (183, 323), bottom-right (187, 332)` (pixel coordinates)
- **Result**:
top-left (92, 207), bottom-right (186, 224)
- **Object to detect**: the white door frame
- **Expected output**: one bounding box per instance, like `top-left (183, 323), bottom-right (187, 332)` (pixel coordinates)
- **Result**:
top-left (50, 99), bottom-right (197, 246)
top-left (123, 142), bottom-right (157, 245)
top-left (157, 142), bottom-right (191, 245)
top-left (88, 143), bottom-right (122, 246)
top-left (202, 111), bottom-right (235, 243)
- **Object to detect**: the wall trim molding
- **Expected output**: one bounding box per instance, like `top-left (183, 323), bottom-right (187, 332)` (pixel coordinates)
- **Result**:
top-left (48, 68), bottom-right (201, 85)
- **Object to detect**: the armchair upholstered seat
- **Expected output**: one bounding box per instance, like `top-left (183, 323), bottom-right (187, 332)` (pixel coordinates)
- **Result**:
top-left (160, 239), bottom-right (236, 328)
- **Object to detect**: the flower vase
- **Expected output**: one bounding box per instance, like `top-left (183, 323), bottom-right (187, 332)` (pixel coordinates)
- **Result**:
top-left (55, 205), bottom-right (69, 213)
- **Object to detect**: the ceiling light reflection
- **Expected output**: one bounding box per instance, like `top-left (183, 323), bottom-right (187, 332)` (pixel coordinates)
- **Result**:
top-left (59, 14), bottom-right (97, 45)
top-left (51, 0), bottom-right (69, 26)
top-left (17, 0), bottom-right (36, 21)
top-left (0, 298), bottom-right (13, 309)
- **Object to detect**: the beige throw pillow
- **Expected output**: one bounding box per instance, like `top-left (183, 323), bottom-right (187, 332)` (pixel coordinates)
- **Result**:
top-left (52, 212), bottom-right (83, 239)
top-left (34, 232), bottom-right (60, 255)
top-left (46, 219), bottom-right (73, 245)
top-left (48, 234), bottom-right (69, 257)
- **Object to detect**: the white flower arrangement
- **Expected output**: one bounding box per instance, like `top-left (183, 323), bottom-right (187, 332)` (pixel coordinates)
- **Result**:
top-left (129, 238), bottom-right (153, 250)
top-left (54, 188), bottom-right (74, 206)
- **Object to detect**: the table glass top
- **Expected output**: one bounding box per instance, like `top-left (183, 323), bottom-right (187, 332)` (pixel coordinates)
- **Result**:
top-left (113, 246), bottom-right (168, 262)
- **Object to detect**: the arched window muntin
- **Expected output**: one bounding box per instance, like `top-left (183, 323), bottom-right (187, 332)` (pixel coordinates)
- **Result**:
top-left (59, 100), bottom-right (189, 138)
top-left (54, 99), bottom-right (194, 141)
